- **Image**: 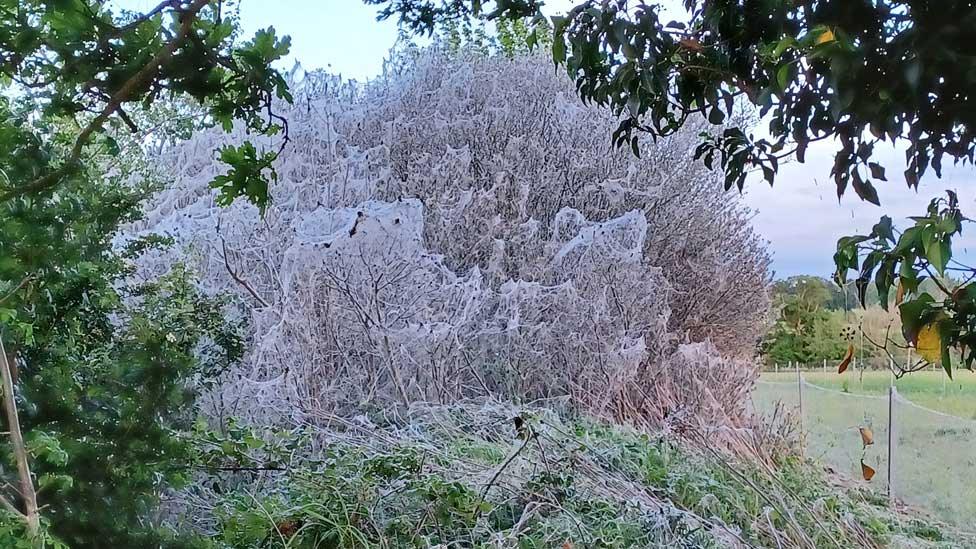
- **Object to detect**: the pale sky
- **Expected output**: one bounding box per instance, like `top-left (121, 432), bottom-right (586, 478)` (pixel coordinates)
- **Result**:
top-left (116, 0), bottom-right (976, 277)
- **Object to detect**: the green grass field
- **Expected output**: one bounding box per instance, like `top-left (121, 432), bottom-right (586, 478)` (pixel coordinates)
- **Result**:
top-left (754, 369), bottom-right (976, 528)
top-left (760, 368), bottom-right (976, 418)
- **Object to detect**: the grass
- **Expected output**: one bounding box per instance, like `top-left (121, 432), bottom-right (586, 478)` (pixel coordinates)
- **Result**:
top-left (754, 370), bottom-right (976, 530)
top-left (181, 402), bottom-right (973, 548)
top-left (760, 369), bottom-right (976, 418)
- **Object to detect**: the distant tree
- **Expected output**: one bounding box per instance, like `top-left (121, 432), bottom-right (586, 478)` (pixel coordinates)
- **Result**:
top-left (762, 276), bottom-right (847, 365)
top-left (771, 276), bottom-right (833, 330)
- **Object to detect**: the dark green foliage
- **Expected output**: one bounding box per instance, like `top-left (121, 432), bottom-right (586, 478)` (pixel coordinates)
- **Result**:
top-left (17, 268), bottom-right (244, 547)
top-left (0, 2), bottom-right (291, 541)
top-left (370, 0), bottom-right (976, 201)
top-left (0, 93), bottom-right (243, 545)
top-left (0, 0), bottom-right (291, 209)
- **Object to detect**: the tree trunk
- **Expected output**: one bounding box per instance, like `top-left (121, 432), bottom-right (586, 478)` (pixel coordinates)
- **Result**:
top-left (0, 338), bottom-right (39, 538)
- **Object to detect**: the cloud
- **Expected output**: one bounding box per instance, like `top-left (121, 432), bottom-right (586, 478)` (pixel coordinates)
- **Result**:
top-left (743, 139), bottom-right (976, 278)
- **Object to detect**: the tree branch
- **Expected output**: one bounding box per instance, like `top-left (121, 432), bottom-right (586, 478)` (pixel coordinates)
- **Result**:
top-left (0, 0), bottom-right (212, 204)
top-left (0, 275), bottom-right (32, 307)
top-left (218, 236), bottom-right (270, 308)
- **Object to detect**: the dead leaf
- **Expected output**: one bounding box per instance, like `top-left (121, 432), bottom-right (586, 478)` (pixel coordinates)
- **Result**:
top-left (859, 426), bottom-right (874, 447)
top-left (562, 541), bottom-right (574, 549)
top-left (678, 38), bottom-right (705, 53)
top-left (277, 520), bottom-right (300, 538)
top-left (917, 323), bottom-right (941, 363)
top-left (895, 280), bottom-right (905, 304)
top-left (861, 460), bottom-right (876, 481)
top-left (837, 343), bottom-right (854, 373)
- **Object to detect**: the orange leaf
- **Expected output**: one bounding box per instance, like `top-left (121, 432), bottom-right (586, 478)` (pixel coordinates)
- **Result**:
top-left (861, 460), bottom-right (876, 481)
top-left (895, 280), bottom-right (905, 304)
top-left (562, 541), bottom-right (574, 549)
top-left (859, 426), bottom-right (874, 447)
top-left (837, 343), bottom-right (854, 373)
top-left (917, 323), bottom-right (941, 363)
top-left (816, 28), bottom-right (836, 45)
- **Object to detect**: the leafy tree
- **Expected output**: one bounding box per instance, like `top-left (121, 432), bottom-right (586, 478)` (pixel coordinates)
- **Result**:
top-left (771, 276), bottom-right (834, 330)
top-left (761, 276), bottom-right (848, 365)
top-left (0, 0), bottom-right (288, 543)
top-left (0, 93), bottom-right (245, 545)
top-left (0, 0), bottom-right (292, 209)
top-left (369, 0), bottom-right (976, 202)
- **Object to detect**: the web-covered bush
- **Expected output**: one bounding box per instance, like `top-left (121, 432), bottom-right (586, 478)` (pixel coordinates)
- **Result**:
top-left (126, 52), bottom-right (769, 430)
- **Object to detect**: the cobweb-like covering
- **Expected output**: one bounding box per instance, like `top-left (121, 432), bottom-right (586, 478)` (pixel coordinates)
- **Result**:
top-left (124, 53), bottom-right (768, 432)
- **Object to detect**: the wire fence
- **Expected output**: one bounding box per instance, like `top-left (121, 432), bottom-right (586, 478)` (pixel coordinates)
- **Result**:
top-left (752, 374), bottom-right (976, 528)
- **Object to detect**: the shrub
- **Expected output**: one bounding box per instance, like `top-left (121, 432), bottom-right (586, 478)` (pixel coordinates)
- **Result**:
top-left (130, 52), bottom-right (769, 432)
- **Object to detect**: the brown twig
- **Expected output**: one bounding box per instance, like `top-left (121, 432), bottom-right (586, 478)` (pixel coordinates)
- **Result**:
top-left (219, 236), bottom-right (270, 308)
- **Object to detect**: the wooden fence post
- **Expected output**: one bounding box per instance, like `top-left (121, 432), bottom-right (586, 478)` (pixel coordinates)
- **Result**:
top-left (887, 385), bottom-right (896, 501)
top-left (796, 361), bottom-right (804, 455)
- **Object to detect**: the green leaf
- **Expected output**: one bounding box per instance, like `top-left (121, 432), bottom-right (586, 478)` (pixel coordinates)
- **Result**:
top-left (856, 250), bottom-right (882, 307)
top-left (899, 294), bottom-right (937, 345)
top-left (875, 257), bottom-right (896, 310)
top-left (771, 36), bottom-right (797, 58)
top-left (552, 36), bottom-right (566, 63)
top-left (871, 215), bottom-right (894, 243)
top-left (899, 257), bottom-right (920, 293)
top-left (921, 228), bottom-right (951, 275)
top-left (551, 15), bottom-right (567, 63)
top-left (939, 317), bottom-right (954, 379)
top-left (776, 63), bottom-right (793, 91)
top-left (893, 226), bottom-right (921, 256)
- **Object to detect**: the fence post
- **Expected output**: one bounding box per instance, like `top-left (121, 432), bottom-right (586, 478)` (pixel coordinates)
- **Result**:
top-left (887, 385), bottom-right (896, 501)
top-left (775, 362), bottom-right (778, 374)
top-left (796, 361), bottom-right (804, 455)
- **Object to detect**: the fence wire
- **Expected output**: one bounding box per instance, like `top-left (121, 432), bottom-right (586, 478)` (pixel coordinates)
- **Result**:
top-left (752, 378), bottom-right (976, 528)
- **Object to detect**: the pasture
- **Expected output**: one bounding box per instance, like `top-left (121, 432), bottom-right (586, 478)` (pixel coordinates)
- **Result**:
top-left (754, 369), bottom-right (976, 528)
top-left (760, 369), bottom-right (976, 418)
